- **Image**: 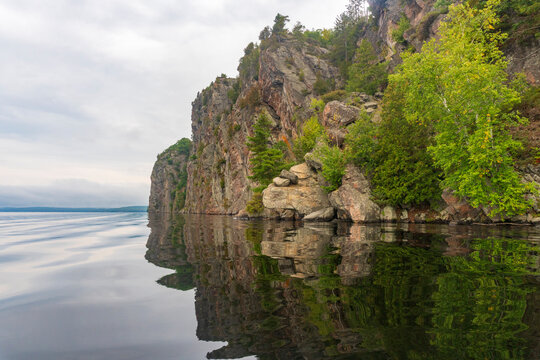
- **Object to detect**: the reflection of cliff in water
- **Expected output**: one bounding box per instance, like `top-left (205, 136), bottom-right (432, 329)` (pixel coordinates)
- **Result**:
top-left (145, 213), bottom-right (194, 291)
top-left (146, 213), bottom-right (540, 359)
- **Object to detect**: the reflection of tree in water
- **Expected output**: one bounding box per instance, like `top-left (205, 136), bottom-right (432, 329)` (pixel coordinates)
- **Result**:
top-left (431, 238), bottom-right (538, 360)
top-left (146, 214), bottom-right (540, 359)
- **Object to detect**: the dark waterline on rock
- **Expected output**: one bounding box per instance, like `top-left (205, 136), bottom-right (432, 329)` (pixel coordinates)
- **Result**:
top-left (1, 212), bottom-right (540, 359)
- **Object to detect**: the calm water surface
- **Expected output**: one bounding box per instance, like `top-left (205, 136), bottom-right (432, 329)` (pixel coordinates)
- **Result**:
top-left (1, 212), bottom-right (540, 359)
top-left (0, 212), bottom-right (227, 360)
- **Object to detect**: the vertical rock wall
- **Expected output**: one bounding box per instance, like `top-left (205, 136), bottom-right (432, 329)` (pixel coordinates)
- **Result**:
top-left (182, 37), bottom-right (341, 214)
top-left (149, 148), bottom-right (188, 216)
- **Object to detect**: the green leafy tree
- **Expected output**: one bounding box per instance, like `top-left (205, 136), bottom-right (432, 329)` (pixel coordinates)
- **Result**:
top-left (346, 40), bottom-right (388, 95)
top-left (470, 0), bottom-right (540, 40)
top-left (245, 192), bottom-right (264, 215)
top-left (346, 0), bottom-right (369, 21)
top-left (227, 80), bottom-right (241, 104)
top-left (293, 115), bottom-right (325, 161)
top-left (391, 0), bottom-right (532, 216)
top-left (160, 138), bottom-right (192, 159)
top-left (316, 143), bottom-right (347, 192)
top-left (292, 21), bottom-right (305, 39)
top-left (345, 93), bottom-right (440, 206)
top-left (313, 75), bottom-right (334, 95)
top-left (175, 138), bottom-right (192, 155)
top-left (305, 28), bottom-right (334, 48)
top-left (344, 110), bottom-right (377, 170)
top-left (247, 112), bottom-right (288, 186)
top-left (310, 98), bottom-right (326, 113)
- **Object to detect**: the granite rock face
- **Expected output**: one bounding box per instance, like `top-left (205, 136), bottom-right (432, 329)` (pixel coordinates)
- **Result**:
top-left (322, 101), bottom-right (361, 128)
top-left (329, 165), bottom-right (381, 223)
top-left (259, 37), bottom-right (342, 136)
top-left (263, 163), bottom-right (331, 219)
top-left (279, 169), bottom-right (298, 184)
top-left (441, 189), bottom-right (486, 223)
top-left (321, 96), bottom-right (381, 147)
top-left (303, 207), bottom-right (335, 222)
top-left (273, 177), bottom-right (291, 187)
top-left (181, 37), bottom-right (340, 215)
top-left (149, 147), bottom-right (188, 216)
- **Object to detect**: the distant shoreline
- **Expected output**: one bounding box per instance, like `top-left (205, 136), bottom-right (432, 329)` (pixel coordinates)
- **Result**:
top-left (0, 206), bottom-right (148, 213)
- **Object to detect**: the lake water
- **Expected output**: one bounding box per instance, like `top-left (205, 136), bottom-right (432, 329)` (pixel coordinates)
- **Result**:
top-left (1, 213), bottom-right (540, 359)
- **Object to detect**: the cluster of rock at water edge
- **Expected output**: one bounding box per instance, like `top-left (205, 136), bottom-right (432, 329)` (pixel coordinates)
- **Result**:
top-left (261, 160), bottom-right (385, 223)
top-left (260, 159), bottom-right (540, 224)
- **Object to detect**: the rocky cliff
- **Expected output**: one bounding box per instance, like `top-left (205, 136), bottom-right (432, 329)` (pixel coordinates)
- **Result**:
top-left (149, 142), bottom-right (189, 216)
top-left (182, 36), bottom-right (341, 214)
top-left (150, 0), bottom-right (539, 224)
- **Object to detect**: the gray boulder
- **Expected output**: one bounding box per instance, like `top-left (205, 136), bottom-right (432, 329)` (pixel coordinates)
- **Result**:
top-left (304, 151), bottom-right (323, 171)
top-left (279, 169), bottom-right (298, 184)
top-left (303, 207), bottom-right (335, 221)
top-left (273, 177), bottom-right (291, 187)
top-left (263, 163), bottom-right (330, 218)
top-left (322, 101), bottom-right (361, 126)
top-left (329, 165), bottom-right (380, 223)
top-left (381, 206), bottom-right (397, 222)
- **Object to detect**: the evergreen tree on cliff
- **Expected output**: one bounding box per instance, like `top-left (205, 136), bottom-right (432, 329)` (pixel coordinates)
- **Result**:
top-left (247, 113), bottom-right (288, 186)
top-left (272, 13), bottom-right (289, 42)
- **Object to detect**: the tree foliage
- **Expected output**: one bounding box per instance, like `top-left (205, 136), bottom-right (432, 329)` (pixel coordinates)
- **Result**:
top-left (346, 40), bottom-right (388, 95)
top-left (161, 138), bottom-right (192, 159)
top-left (259, 26), bottom-right (271, 41)
top-left (331, 12), bottom-right (362, 78)
top-left (293, 115), bottom-right (325, 161)
top-left (238, 42), bottom-right (260, 84)
top-left (470, 0), bottom-right (540, 41)
top-left (346, 0), bottom-right (369, 21)
top-left (174, 138), bottom-right (192, 156)
top-left (316, 143), bottom-right (347, 192)
top-left (391, 0), bottom-right (532, 216)
top-left (370, 84), bottom-right (442, 206)
top-left (247, 112), bottom-right (289, 186)
top-left (246, 192), bottom-right (264, 215)
top-left (391, 14), bottom-right (411, 44)
top-left (329, 0), bottom-right (370, 79)
top-left (345, 92), bottom-right (441, 206)
top-left (272, 13), bottom-right (290, 42)
top-left (344, 110), bottom-right (377, 170)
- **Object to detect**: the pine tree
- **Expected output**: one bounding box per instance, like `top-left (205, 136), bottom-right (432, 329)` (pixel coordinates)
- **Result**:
top-left (247, 113), bottom-right (288, 186)
top-left (346, 40), bottom-right (387, 95)
top-left (272, 14), bottom-right (290, 42)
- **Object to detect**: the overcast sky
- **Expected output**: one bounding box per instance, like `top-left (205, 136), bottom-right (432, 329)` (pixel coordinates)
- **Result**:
top-left (0, 0), bottom-right (349, 207)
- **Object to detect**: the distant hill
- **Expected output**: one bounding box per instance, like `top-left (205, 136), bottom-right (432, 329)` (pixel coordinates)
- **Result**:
top-left (0, 206), bottom-right (148, 213)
